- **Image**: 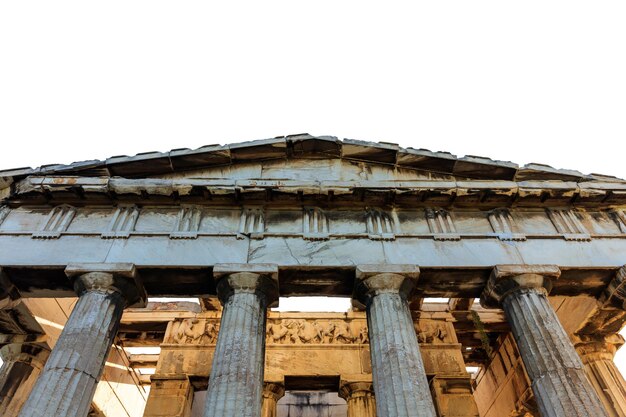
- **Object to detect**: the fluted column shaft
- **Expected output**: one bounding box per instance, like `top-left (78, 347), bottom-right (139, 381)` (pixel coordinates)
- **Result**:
top-left (482, 265), bottom-right (608, 417)
top-left (261, 382), bottom-right (285, 417)
top-left (203, 264), bottom-right (278, 417)
top-left (18, 287), bottom-right (124, 417)
top-left (18, 263), bottom-right (144, 417)
top-left (576, 336), bottom-right (626, 417)
top-left (0, 343), bottom-right (49, 416)
top-left (355, 265), bottom-right (437, 417)
top-left (339, 380), bottom-right (376, 417)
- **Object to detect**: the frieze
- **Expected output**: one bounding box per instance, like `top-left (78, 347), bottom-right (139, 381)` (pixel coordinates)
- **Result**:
top-left (31, 205), bottom-right (76, 239)
top-left (546, 209), bottom-right (592, 241)
top-left (366, 208), bottom-right (396, 240)
top-left (102, 205), bottom-right (140, 239)
top-left (425, 208), bottom-right (460, 241)
top-left (166, 318), bottom-right (220, 345)
top-left (1, 205), bottom-right (625, 241)
top-left (164, 317), bottom-right (460, 346)
top-left (488, 209), bottom-right (526, 241)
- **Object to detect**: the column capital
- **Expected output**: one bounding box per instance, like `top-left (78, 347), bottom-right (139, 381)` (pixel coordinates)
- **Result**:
top-left (481, 264), bottom-right (560, 308)
top-left (600, 265), bottom-right (626, 309)
top-left (0, 343), bottom-right (49, 369)
top-left (575, 333), bottom-right (625, 361)
top-left (65, 262), bottom-right (146, 308)
top-left (354, 264), bottom-right (419, 306)
top-left (213, 263), bottom-right (279, 307)
top-left (339, 377), bottom-right (375, 400)
top-left (262, 381), bottom-right (285, 402)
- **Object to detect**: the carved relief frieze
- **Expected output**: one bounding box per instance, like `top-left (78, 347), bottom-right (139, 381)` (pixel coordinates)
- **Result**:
top-left (303, 207), bottom-right (329, 240)
top-left (165, 317), bottom-right (369, 346)
top-left (366, 208), bottom-right (397, 240)
top-left (488, 209), bottom-right (526, 241)
top-left (415, 320), bottom-right (453, 344)
top-left (546, 209), bottom-right (591, 241)
top-left (266, 319), bottom-right (366, 345)
top-left (425, 208), bottom-right (460, 241)
top-left (102, 205), bottom-right (140, 239)
top-left (165, 316), bottom-right (462, 348)
top-left (32, 205), bottom-right (76, 239)
top-left (170, 206), bottom-right (202, 239)
top-left (238, 207), bottom-right (265, 239)
top-left (166, 318), bottom-right (220, 345)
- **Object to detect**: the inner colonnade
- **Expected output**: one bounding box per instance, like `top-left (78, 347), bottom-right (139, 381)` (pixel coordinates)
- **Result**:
top-left (1, 135), bottom-right (626, 416)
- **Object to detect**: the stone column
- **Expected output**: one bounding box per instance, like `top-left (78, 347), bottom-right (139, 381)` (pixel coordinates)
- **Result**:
top-left (339, 378), bottom-right (376, 417)
top-left (0, 343), bottom-right (49, 416)
top-left (261, 381), bottom-right (285, 417)
top-left (481, 265), bottom-right (608, 417)
top-left (202, 264), bottom-right (278, 417)
top-left (354, 265), bottom-right (437, 417)
top-left (143, 375), bottom-right (194, 417)
top-left (18, 263), bottom-right (145, 417)
top-left (575, 334), bottom-right (626, 417)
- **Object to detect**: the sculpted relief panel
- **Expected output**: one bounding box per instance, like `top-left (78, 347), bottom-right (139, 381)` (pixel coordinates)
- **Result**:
top-left (164, 316), bottom-right (457, 347)
top-left (266, 319), bottom-right (368, 345)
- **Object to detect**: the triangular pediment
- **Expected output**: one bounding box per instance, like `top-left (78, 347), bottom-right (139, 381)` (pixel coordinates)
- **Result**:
top-left (2, 134), bottom-right (620, 183)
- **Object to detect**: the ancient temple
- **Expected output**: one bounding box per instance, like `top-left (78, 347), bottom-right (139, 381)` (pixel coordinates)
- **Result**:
top-left (0, 134), bottom-right (625, 417)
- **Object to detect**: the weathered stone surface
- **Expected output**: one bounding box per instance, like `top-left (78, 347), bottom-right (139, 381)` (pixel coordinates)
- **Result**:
top-left (276, 391), bottom-right (347, 417)
top-left (18, 265), bottom-right (144, 417)
top-left (575, 334), bottom-right (626, 417)
top-left (430, 376), bottom-right (479, 417)
top-left (483, 265), bottom-right (608, 417)
top-left (143, 375), bottom-right (193, 417)
top-left (261, 381), bottom-right (285, 417)
top-left (355, 265), bottom-right (437, 417)
top-left (202, 264), bottom-right (278, 417)
top-left (339, 378), bottom-right (376, 417)
top-left (0, 343), bottom-right (49, 417)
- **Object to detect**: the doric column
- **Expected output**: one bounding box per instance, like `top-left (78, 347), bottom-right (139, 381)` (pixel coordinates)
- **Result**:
top-left (481, 265), bottom-right (608, 417)
top-left (354, 265), bottom-right (437, 417)
top-left (18, 263), bottom-right (145, 417)
top-left (339, 378), bottom-right (376, 417)
top-left (261, 381), bottom-right (285, 417)
top-left (575, 334), bottom-right (626, 417)
top-left (0, 343), bottom-right (49, 416)
top-left (143, 375), bottom-right (194, 417)
top-left (202, 263), bottom-right (278, 417)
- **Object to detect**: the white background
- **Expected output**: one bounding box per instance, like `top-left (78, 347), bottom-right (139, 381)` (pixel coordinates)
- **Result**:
top-left (1, 0), bottom-right (625, 379)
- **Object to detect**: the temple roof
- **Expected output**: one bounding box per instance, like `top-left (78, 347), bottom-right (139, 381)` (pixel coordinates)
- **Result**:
top-left (0, 134), bottom-right (623, 183)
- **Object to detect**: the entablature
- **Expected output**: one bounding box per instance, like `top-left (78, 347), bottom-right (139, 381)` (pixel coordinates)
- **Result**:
top-left (7, 175), bottom-right (626, 208)
top-left (1, 203), bottom-right (625, 242)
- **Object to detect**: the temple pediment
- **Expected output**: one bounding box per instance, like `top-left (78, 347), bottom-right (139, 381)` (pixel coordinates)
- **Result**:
top-left (1, 133), bottom-right (622, 183)
top-left (2, 134), bottom-right (626, 208)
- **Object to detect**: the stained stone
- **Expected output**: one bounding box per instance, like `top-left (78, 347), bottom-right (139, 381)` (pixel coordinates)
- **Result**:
top-left (18, 264), bottom-right (145, 417)
top-left (355, 265), bottom-right (437, 417)
top-left (202, 264), bottom-right (278, 417)
top-left (482, 265), bottom-right (609, 417)
top-left (339, 380), bottom-right (376, 417)
top-left (261, 381), bottom-right (285, 417)
top-left (0, 343), bottom-right (49, 417)
top-left (576, 335), bottom-right (626, 417)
